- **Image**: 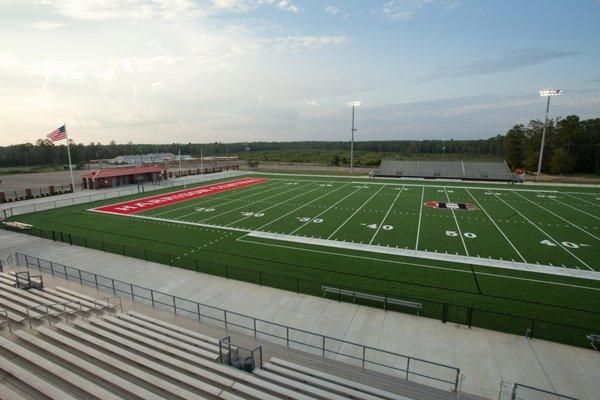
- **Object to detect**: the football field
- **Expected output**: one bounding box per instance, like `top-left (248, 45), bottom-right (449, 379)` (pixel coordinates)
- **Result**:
top-left (6, 173), bottom-right (600, 347)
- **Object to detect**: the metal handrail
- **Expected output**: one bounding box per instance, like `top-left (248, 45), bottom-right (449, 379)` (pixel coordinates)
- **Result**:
top-left (92, 296), bottom-right (123, 315)
top-left (16, 251), bottom-right (461, 391)
top-left (0, 309), bottom-right (11, 333)
top-left (511, 383), bottom-right (579, 400)
top-left (26, 300), bottom-right (85, 329)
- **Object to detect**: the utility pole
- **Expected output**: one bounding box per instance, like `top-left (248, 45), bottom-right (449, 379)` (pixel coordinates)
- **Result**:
top-left (537, 89), bottom-right (562, 180)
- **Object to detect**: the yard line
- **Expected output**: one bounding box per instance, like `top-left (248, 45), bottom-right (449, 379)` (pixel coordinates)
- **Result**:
top-left (415, 186), bottom-right (425, 250)
top-left (225, 183), bottom-right (324, 227)
top-left (492, 192), bottom-right (593, 270)
top-left (512, 191), bottom-right (600, 241)
top-left (369, 186), bottom-right (404, 245)
top-left (197, 181), bottom-right (315, 223)
top-left (257, 182), bottom-right (352, 230)
top-left (151, 180), bottom-right (282, 217)
top-left (466, 188), bottom-right (526, 262)
top-left (548, 196), bottom-right (600, 221)
top-left (326, 185), bottom-right (386, 240)
top-left (444, 188), bottom-right (469, 256)
top-left (562, 192), bottom-right (600, 209)
top-left (289, 185), bottom-right (365, 235)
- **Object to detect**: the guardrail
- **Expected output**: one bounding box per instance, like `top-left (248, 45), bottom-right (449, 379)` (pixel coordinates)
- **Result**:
top-left (26, 300), bottom-right (86, 329)
top-left (0, 309), bottom-right (11, 333)
top-left (14, 251), bottom-right (462, 392)
top-left (1, 170), bottom-right (246, 219)
top-left (510, 383), bottom-right (579, 400)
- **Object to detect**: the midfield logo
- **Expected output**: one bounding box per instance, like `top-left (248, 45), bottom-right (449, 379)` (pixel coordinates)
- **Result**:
top-left (425, 201), bottom-right (476, 211)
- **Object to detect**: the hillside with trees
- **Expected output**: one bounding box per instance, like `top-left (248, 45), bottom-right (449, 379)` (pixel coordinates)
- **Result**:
top-left (1, 115), bottom-right (598, 175)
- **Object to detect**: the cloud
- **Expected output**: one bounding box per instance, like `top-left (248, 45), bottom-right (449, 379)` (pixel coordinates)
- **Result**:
top-left (256, 35), bottom-right (347, 52)
top-left (325, 5), bottom-right (340, 15)
top-left (424, 47), bottom-right (579, 79)
top-left (379, 0), bottom-right (459, 21)
top-left (211, 0), bottom-right (301, 14)
top-left (29, 21), bottom-right (67, 29)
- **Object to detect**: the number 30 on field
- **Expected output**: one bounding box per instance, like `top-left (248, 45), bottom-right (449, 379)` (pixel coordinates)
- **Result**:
top-left (446, 230), bottom-right (476, 238)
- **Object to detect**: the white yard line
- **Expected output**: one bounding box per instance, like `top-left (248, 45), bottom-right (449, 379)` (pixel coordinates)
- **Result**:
top-left (444, 188), bottom-right (469, 256)
top-left (257, 182), bottom-right (352, 230)
top-left (197, 181), bottom-right (315, 223)
top-left (562, 192), bottom-right (600, 208)
top-left (415, 186), bottom-right (425, 250)
top-left (492, 192), bottom-right (593, 270)
top-left (512, 191), bottom-right (600, 241)
top-left (369, 186), bottom-right (404, 245)
top-left (326, 185), bottom-right (386, 240)
top-left (550, 196), bottom-right (600, 220)
top-left (289, 186), bottom-right (365, 235)
top-left (152, 180), bottom-right (282, 217)
top-left (465, 188), bottom-right (527, 263)
top-left (225, 182), bottom-right (323, 227)
top-left (240, 232), bottom-right (600, 281)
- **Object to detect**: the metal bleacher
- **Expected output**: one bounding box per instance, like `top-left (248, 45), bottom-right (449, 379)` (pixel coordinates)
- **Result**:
top-left (0, 270), bottom-right (417, 400)
top-left (374, 159), bottom-right (513, 182)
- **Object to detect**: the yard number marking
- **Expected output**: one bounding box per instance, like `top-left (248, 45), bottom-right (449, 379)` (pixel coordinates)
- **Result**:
top-left (297, 217), bottom-right (324, 223)
top-left (241, 212), bottom-right (264, 217)
top-left (446, 230), bottom-right (477, 239)
top-left (540, 240), bottom-right (589, 249)
top-left (195, 207), bottom-right (215, 212)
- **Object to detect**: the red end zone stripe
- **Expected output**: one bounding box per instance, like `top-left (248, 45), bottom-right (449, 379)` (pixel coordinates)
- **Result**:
top-left (92, 178), bottom-right (269, 215)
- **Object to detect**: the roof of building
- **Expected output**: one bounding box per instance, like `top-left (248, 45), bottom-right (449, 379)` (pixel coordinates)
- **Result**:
top-left (81, 166), bottom-right (165, 179)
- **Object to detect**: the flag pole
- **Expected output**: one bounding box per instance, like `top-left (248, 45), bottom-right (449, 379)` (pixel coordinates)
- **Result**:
top-left (64, 122), bottom-right (76, 192)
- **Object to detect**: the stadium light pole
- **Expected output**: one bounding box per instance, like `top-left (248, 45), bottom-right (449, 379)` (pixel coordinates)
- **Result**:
top-left (346, 101), bottom-right (361, 172)
top-left (537, 89), bottom-right (562, 180)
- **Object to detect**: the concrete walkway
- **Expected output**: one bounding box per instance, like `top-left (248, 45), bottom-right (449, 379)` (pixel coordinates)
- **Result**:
top-left (1, 230), bottom-right (599, 400)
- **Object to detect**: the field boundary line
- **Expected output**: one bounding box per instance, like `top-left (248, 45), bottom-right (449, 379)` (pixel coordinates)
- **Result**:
top-left (491, 193), bottom-right (593, 270)
top-left (466, 188), bottom-right (526, 263)
top-left (369, 186), bottom-right (404, 245)
top-left (415, 186), bottom-right (425, 250)
top-left (257, 182), bottom-right (352, 230)
top-left (445, 188), bottom-right (469, 256)
top-left (512, 191), bottom-right (600, 241)
top-left (243, 232), bottom-right (600, 280)
top-left (327, 185), bottom-right (386, 240)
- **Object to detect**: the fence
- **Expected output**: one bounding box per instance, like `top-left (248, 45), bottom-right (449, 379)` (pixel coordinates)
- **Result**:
top-left (504, 383), bottom-right (579, 400)
top-left (8, 222), bottom-right (600, 350)
top-left (1, 170), bottom-right (246, 219)
top-left (14, 252), bottom-right (461, 391)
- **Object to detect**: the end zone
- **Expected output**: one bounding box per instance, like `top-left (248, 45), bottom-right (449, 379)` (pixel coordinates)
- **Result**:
top-left (91, 178), bottom-right (269, 215)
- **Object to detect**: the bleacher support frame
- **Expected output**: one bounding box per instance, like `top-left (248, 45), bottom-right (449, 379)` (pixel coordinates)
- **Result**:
top-left (14, 251), bottom-right (462, 392)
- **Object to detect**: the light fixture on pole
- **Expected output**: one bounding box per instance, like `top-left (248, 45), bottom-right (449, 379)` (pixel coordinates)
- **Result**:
top-left (537, 89), bottom-right (562, 180)
top-left (346, 100), bottom-right (361, 172)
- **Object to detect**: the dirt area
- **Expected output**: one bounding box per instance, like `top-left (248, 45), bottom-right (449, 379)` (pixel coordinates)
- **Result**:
top-left (0, 170), bottom-right (76, 193)
top-left (523, 173), bottom-right (600, 184)
top-left (248, 162), bottom-right (373, 176)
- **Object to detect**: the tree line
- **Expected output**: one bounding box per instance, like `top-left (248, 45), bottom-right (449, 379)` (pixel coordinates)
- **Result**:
top-left (1, 115), bottom-right (598, 174)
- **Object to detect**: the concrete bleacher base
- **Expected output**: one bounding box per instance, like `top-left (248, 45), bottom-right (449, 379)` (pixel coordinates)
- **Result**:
top-left (0, 268), bottom-right (470, 400)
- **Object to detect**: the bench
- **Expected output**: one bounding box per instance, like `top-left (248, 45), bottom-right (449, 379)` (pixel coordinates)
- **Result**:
top-left (55, 287), bottom-right (114, 309)
top-left (0, 290), bottom-right (58, 317)
top-left (0, 382), bottom-right (29, 400)
top-left (254, 368), bottom-right (348, 400)
top-left (127, 311), bottom-right (225, 348)
top-left (117, 313), bottom-right (223, 354)
top-left (41, 288), bottom-right (99, 309)
top-left (587, 334), bottom-right (600, 350)
top-left (29, 289), bottom-right (90, 312)
top-left (69, 319), bottom-right (280, 400)
top-left (0, 354), bottom-right (78, 400)
top-left (0, 336), bottom-right (120, 400)
top-left (0, 283), bottom-right (82, 315)
top-left (0, 297), bottom-right (43, 319)
top-left (263, 362), bottom-right (384, 400)
top-left (14, 330), bottom-right (165, 400)
top-left (106, 314), bottom-right (221, 358)
top-left (2, 221), bottom-right (32, 230)
top-left (37, 325), bottom-right (207, 400)
top-left (322, 286), bottom-right (422, 314)
top-left (0, 306), bottom-right (24, 323)
top-left (271, 357), bottom-right (411, 400)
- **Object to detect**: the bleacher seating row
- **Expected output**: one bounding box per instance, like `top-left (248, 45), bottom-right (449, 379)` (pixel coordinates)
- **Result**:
top-left (0, 272), bottom-right (412, 400)
top-left (374, 159), bottom-right (513, 181)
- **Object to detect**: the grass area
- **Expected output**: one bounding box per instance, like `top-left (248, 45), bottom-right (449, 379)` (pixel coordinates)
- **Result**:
top-left (6, 173), bottom-right (600, 348)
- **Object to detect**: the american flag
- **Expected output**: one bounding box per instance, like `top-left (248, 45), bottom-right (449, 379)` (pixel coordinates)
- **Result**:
top-left (46, 125), bottom-right (67, 142)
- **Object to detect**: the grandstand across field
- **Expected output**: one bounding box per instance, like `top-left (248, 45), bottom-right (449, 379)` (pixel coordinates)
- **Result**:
top-left (373, 160), bottom-right (513, 181)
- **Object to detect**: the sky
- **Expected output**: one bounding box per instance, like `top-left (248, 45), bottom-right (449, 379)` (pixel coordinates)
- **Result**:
top-left (1, 0), bottom-right (600, 146)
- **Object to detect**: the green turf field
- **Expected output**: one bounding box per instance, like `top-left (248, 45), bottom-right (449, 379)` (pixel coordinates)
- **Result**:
top-left (5, 173), bottom-right (600, 348)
